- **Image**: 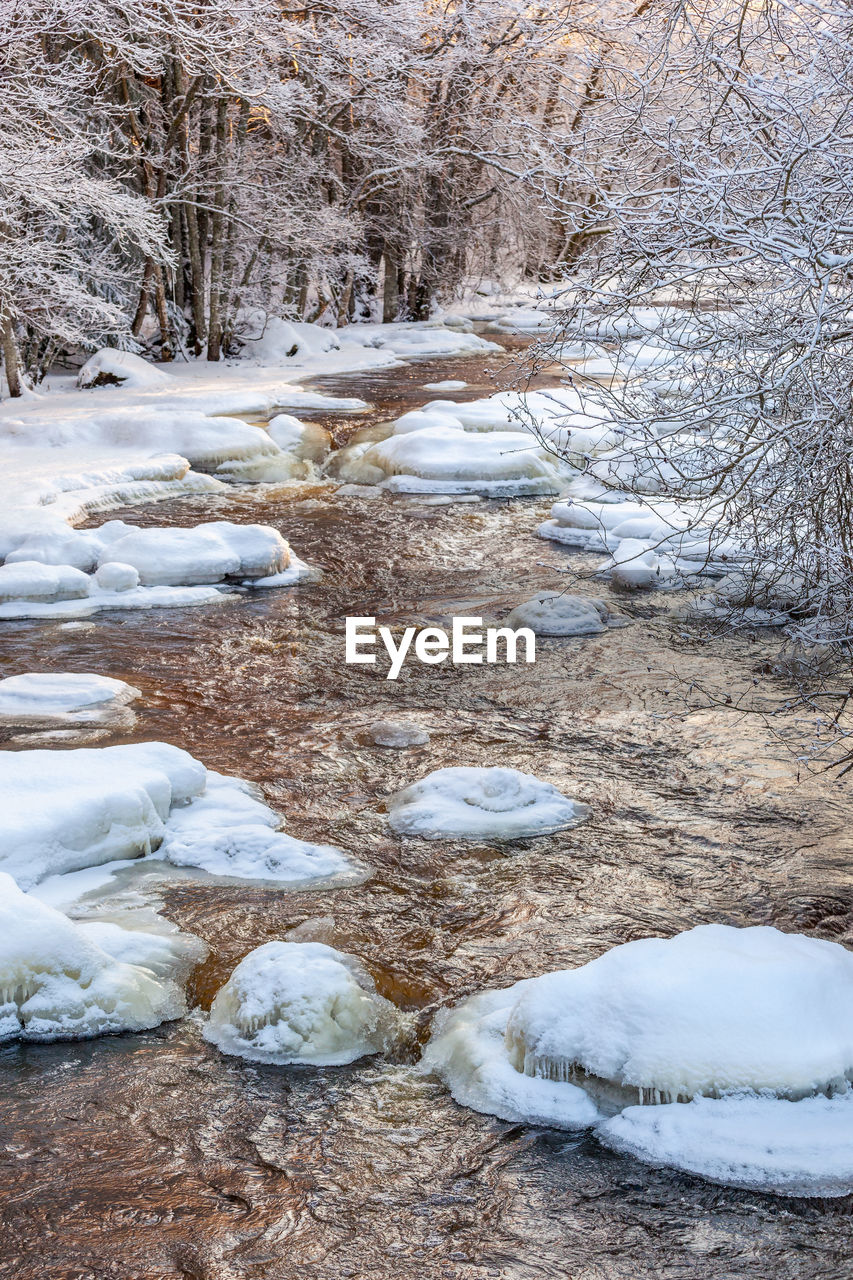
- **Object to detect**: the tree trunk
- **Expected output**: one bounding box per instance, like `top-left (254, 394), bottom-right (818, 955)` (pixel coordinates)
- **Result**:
top-left (206, 97), bottom-right (230, 362)
top-left (154, 264), bottom-right (173, 360)
top-left (131, 259), bottom-right (155, 337)
top-left (382, 249), bottom-right (400, 323)
top-left (0, 304), bottom-right (21, 398)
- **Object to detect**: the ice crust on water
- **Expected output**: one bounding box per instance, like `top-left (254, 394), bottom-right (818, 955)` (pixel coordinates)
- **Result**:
top-left (0, 873), bottom-right (203, 1043)
top-left (0, 744), bottom-right (355, 891)
top-left (388, 766), bottom-right (588, 840)
top-left (597, 1093), bottom-right (853, 1197)
top-left (159, 772), bottom-right (355, 885)
top-left (204, 941), bottom-right (400, 1066)
top-left (0, 672), bottom-right (140, 726)
top-left (505, 593), bottom-right (627, 637)
top-left (424, 924), bottom-right (853, 1195)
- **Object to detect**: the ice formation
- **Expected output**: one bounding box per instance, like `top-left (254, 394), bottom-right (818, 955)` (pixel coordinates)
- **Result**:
top-left (0, 873), bottom-right (203, 1043)
top-left (203, 941), bottom-right (400, 1065)
top-left (369, 720), bottom-right (431, 748)
top-left (0, 744), bottom-right (356, 890)
top-left (387, 766), bottom-right (588, 839)
top-left (159, 772), bottom-right (356, 885)
top-left (424, 924), bottom-right (853, 1195)
top-left (505, 592), bottom-right (627, 636)
top-left (335, 426), bottom-right (568, 496)
top-left (597, 1094), bottom-right (853, 1197)
top-left (0, 516), bottom-right (312, 618)
top-left (0, 672), bottom-right (140, 727)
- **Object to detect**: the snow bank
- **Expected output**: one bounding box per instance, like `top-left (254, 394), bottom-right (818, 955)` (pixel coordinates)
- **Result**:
top-left (0, 672), bottom-right (140, 726)
top-left (505, 593), bottom-right (627, 636)
top-left (96, 521), bottom-right (289, 586)
top-left (204, 940), bottom-right (400, 1065)
top-left (597, 1093), bottom-right (853, 1197)
top-left (335, 426), bottom-right (568, 496)
top-left (0, 744), bottom-right (356, 890)
top-left (77, 348), bottom-right (172, 390)
top-left (423, 924), bottom-right (853, 1194)
top-left (0, 872), bottom-right (203, 1043)
top-left (388, 766), bottom-right (589, 840)
top-left (240, 316), bottom-right (342, 363)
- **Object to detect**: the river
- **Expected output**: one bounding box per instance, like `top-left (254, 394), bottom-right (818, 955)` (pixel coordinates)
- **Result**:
top-left (0, 337), bottom-right (851, 1279)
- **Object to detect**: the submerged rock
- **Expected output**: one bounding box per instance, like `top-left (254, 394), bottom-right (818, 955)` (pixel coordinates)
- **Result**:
top-left (369, 720), bottom-right (430, 748)
top-left (204, 941), bottom-right (401, 1066)
top-left (505, 592), bottom-right (628, 636)
top-left (388, 766), bottom-right (588, 840)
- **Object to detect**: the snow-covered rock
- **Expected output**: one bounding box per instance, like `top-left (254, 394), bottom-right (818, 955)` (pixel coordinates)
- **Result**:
top-left (0, 873), bottom-right (203, 1043)
top-left (369, 721), bottom-right (430, 748)
top-left (387, 766), bottom-right (588, 840)
top-left (335, 426), bottom-right (568, 496)
top-left (0, 560), bottom-right (91, 603)
top-left (240, 316), bottom-right (342, 364)
top-left (505, 593), bottom-right (627, 636)
top-left (267, 414), bottom-right (331, 462)
top-left (424, 924), bottom-right (853, 1195)
top-left (203, 940), bottom-right (400, 1065)
top-left (77, 348), bottom-right (171, 390)
top-left (94, 561), bottom-right (140, 591)
top-left (0, 672), bottom-right (140, 726)
top-left (0, 743), bottom-right (356, 891)
top-left (423, 380), bottom-right (467, 391)
top-left (97, 521), bottom-right (290, 586)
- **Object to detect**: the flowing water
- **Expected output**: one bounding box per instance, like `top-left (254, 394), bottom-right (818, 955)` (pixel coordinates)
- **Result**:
top-left (1, 339), bottom-right (852, 1279)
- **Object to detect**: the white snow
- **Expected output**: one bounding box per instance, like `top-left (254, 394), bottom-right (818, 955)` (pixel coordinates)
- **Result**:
top-left (597, 1093), bottom-right (853, 1197)
top-left (505, 593), bottom-right (627, 636)
top-left (0, 672), bottom-right (140, 725)
top-left (77, 348), bottom-right (172, 390)
top-left (422, 984), bottom-right (602, 1128)
top-left (0, 872), bottom-right (203, 1043)
top-left (335, 426), bottom-right (569, 496)
top-left (0, 743), bottom-right (356, 891)
top-left (423, 923), bottom-right (853, 1194)
top-left (96, 521), bottom-right (289, 586)
top-left (203, 940), bottom-right (400, 1066)
top-left (0, 560), bottom-right (90, 602)
top-left (422, 380), bottom-right (467, 391)
top-left (159, 772), bottom-right (355, 885)
top-left (387, 766), bottom-right (589, 840)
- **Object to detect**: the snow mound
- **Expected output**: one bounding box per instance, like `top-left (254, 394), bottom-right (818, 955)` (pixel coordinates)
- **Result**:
top-left (267, 414), bottom-right (331, 463)
top-left (504, 925), bottom-right (853, 1104)
top-left (159, 773), bottom-right (355, 885)
top-left (505, 593), bottom-right (627, 636)
top-left (0, 873), bottom-right (203, 1043)
top-left (0, 743), bottom-right (207, 888)
top-left (388, 766), bottom-right (588, 840)
top-left (336, 426), bottom-right (568, 496)
top-left (203, 940), bottom-right (400, 1065)
top-left (597, 1093), bottom-right (853, 1197)
top-left (240, 316), bottom-right (341, 364)
top-left (97, 521), bottom-right (289, 586)
top-left (0, 560), bottom-right (90, 603)
top-left (0, 673), bottom-right (140, 726)
top-left (423, 380), bottom-right (467, 391)
top-left (77, 349), bottom-right (171, 390)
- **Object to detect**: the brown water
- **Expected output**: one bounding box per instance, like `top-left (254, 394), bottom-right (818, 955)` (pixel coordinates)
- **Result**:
top-left (1, 341), bottom-right (852, 1279)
